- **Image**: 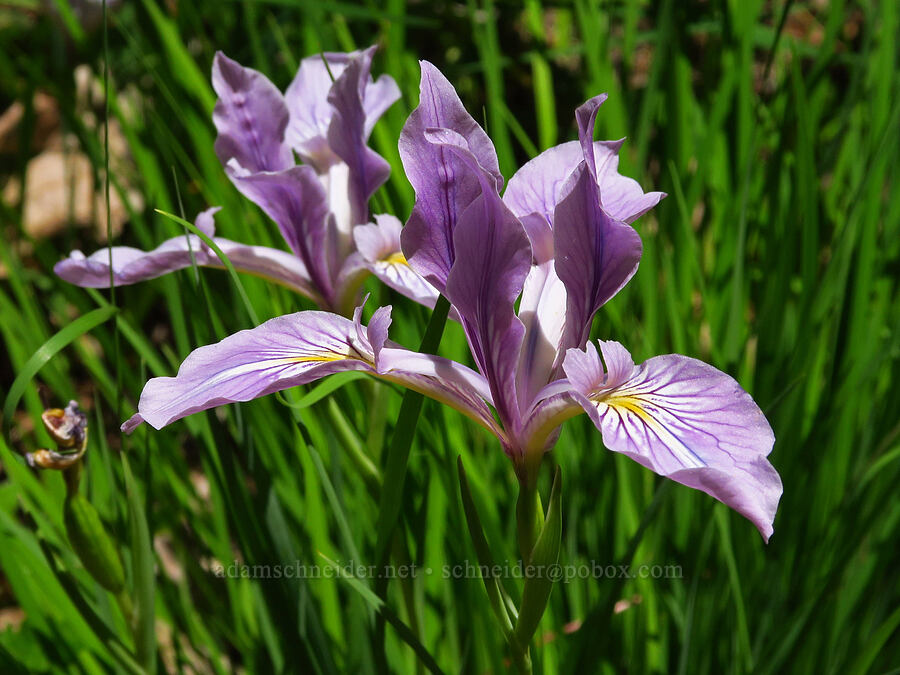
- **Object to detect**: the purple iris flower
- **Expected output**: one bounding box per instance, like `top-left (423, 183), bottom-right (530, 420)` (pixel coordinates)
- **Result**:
top-left (120, 62), bottom-right (782, 540)
top-left (54, 47), bottom-right (437, 315)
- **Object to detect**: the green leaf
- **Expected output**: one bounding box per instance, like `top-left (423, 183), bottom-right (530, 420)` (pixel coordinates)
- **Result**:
top-left (154, 209), bottom-right (260, 325)
top-left (456, 457), bottom-right (513, 636)
top-left (121, 453), bottom-right (156, 674)
top-left (2, 305), bottom-right (118, 430)
top-left (318, 553), bottom-right (445, 675)
top-left (63, 492), bottom-right (126, 594)
top-left (373, 295), bottom-right (451, 565)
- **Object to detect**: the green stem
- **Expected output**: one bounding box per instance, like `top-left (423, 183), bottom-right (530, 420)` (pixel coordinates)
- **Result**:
top-left (516, 475), bottom-right (544, 565)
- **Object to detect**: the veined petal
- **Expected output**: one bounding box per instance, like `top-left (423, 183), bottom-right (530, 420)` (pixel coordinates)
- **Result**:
top-left (427, 128), bottom-right (532, 429)
top-left (398, 61), bottom-right (503, 292)
top-left (354, 215), bottom-right (440, 309)
top-left (228, 165), bottom-right (335, 304)
top-left (54, 208), bottom-right (316, 298)
top-left (563, 341), bottom-right (782, 541)
top-left (122, 311), bottom-right (374, 431)
top-left (123, 305), bottom-right (498, 440)
top-left (554, 163), bottom-right (642, 355)
top-left (212, 52), bottom-right (293, 174)
top-left (504, 94), bottom-right (664, 227)
top-left (376, 348), bottom-right (501, 438)
top-left (505, 140), bottom-right (665, 227)
top-left (285, 47), bottom-right (400, 169)
top-left (326, 54), bottom-right (391, 232)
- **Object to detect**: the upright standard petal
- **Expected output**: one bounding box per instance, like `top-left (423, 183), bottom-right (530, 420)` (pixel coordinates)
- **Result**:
top-left (212, 52), bottom-right (293, 174)
top-left (285, 47), bottom-right (400, 169)
top-left (398, 61), bottom-right (503, 291)
top-left (122, 305), bottom-right (498, 439)
top-left (553, 164), bottom-right (643, 356)
top-left (326, 55), bottom-right (391, 232)
top-left (429, 128), bottom-right (532, 429)
top-left (563, 341), bottom-right (782, 541)
top-left (54, 208), bottom-right (316, 299)
top-left (354, 215), bottom-right (440, 308)
top-left (504, 94), bottom-right (664, 226)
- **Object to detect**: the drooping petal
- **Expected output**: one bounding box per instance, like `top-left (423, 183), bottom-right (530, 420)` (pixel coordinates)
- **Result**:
top-left (212, 52), bottom-right (293, 174)
top-left (353, 215), bottom-right (440, 308)
top-left (326, 54), bottom-right (391, 232)
top-left (54, 208), bottom-right (316, 299)
top-left (122, 305), bottom-right (499, 439)
top-left (376, 347), bottom-right (502, 438)
top-left (554, 163), bottom-right (643, 354)
top-left (398, 61), bottom-right (503, 292)
top-left (563, 341), bottom-right (782, 541)
top-left (426, 128), bottom-right (532, 429)
top-left (285, 47), bottom-right (400, 169)
top-left (228, 165), bottom-right (335, 304)
top-left (122, 311), bottom-right (374, 431)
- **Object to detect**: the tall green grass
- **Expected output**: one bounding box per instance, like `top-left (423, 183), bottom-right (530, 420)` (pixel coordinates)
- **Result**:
top-left (1, 0), bottom-right (898, 672)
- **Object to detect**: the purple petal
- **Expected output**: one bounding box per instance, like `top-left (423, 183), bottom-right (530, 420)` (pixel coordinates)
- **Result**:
top-left (503, 142), bottom-right (583, 227)
top-left (212, 52), bottom-right (293, 174)
top-left (505, 139), bottom-right (665, 227)
top-left (554, 163), bottom-right (643, 354)
top-left (592, 142), bottom-right (666, 224)
top-left (353, 215), bottom-right (440, 309)
top-left (504, 93), bottom-right (665, 227)
top-left (563, 341), bottom-right (782, 541)
top-left (228, 165), bottom-right (335, 305)
top-left (285, 47), bottom-right (399, 169)
top-left (375, 347), bottom-right (501, 439)
top-left (123, 311), bottom-right (375, 431)
top-left (54, 208), bottom-right (316, 298)
top-left (575, 94), bottom-right (608, 178)
top-left (429, 129), bottom-right (532, 429)
top-left (326, 54), bottom-right (391, 231)
top-left (398, 61), bottom-right (503, 292)
top-left (123, 304), bottom-right (498, 439)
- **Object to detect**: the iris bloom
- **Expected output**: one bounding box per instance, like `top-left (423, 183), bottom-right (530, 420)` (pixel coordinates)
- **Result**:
top-left (55, 47), bottom-right (435, 316)
top-left (120, 63), bottom-right (782, 540)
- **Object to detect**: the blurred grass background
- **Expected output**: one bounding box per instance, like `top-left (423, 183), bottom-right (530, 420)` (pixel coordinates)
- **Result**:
top-left (0, 0), bottom-right (898, 672)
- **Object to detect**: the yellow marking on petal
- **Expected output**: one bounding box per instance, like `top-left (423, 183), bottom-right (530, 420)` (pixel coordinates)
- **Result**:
top-left (263, 353), bottom-right (355, 366)
top-left (290, 355), bottom-right (346, 362)
top-left (383, 252), bottom-right (408, 265)
top-left (598, 394), bottom-right (664, 433)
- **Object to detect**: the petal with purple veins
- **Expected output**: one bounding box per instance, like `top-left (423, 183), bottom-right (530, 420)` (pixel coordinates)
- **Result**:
top-left (54, 208), bottom-right (317, 299)
top-left (504, 139), bottom-right (665, 226)
top-left (228, 165), bottom-right (335, 304)
top-left (398, 61), bottom-right (503, 292)
top-left (562, 340), bottom-right (782, 541)
top-left (326, 55), bottom-right (391, 231)
top-left (285, 47), bottom-right (399, 169)
top-left (554, 163), bottom-right (643, 354)
top-left (123, 311), bottom-right (374, 431)
top-left (426, 128), bottom-right (532, 429)
top-left (212, 52), bottom-right (293, 175)
top-left (122, 305), bottom-right (499, 440)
